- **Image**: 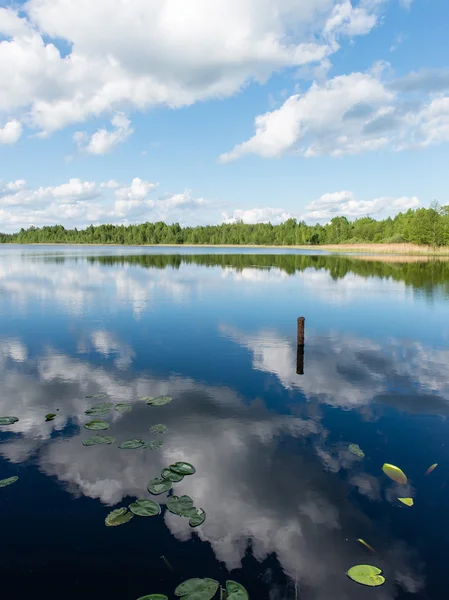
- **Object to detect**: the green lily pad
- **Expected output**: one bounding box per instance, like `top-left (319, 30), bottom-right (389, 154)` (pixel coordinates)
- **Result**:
top-left (175, 578), bottom-right (219, 600)
top-left (45, 413), bottom-right (56, 421)
top-left (0, 416), bottom-right (19, 425)
top-left (115, 403), bottom-right (132, 413)
top-left (147, 396), bottom-right (172, 406)
top-left (140, 397), bottom-right (154, 402)
top-left (189, 508), bottom-right (206, 528)
top-left (0, 476), bottom-right (18, 488)
top-left (226, 581), bottom-right (248, 600)
top-left (170, 462), bottom-right (196, 476)
top-left (84, 420), bottom-right (109, 431)
top-left (82, 439), bottom-right (96, 446)
top-left (147, 478), bottom-right (172, 495)
top-left (150, 424), bottom-right (167, 434)
top-left (119, 438), bottom-right (145, 449)
top-left (167, 495), bottom-right (194, 516)
top-left (348, 443), bottom-right (364, 458)
top-left (144, 440), bottom-right (164, 450)
top-left (129, 499), bottom-right (161, 517)
top-left (85, 406), bottom-right (111, 416)
top-left (92, 434), bottom-right (115, 445)
top-left (137, 596), bottom-right (168, 600)
top-left (347, 565), bottom-right (385, 587)
top-left (382, 463), bottom-right (407, 485)
top-left (161, 468), bottom-right (184, 482)
top-left (105, 507), bottom-right (134, 527)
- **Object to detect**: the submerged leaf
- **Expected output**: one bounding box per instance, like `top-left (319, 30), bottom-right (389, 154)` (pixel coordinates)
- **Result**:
top-left (82, 439), bottom-right (96, 446)
top-left (169, 462), bottom-right (196, 476)
top-left (167, 495), bottom-right (194, 516)
top-left (115, 403), bottom-right (132, 413)
top-left (189, 508), bottom-right (206, 528)
top-left (382, 463), bottom-right (407, 485)
top-left (119, 439), bottom-right (145, 449)
top-left (347, 565), bottom-right (385, 587)
top-left (84, 420), bottom-right (109, 431)
top-left (226, 581), bottom-right (249, 600)
top-left (0, 476), bottom-right (18, 488)
top-left (161, 468), bottom-right (184, 482)
top-left (148, 478), bottom-right (172, 495)
top-left (348, 443), bottom-right (365, 458)
top-left (175, 578), bottom-right (219, 600)
top-left (0, 416), bottom-right (19, 425)
top-left (425, 463), bottom-right (438, 476)
top-left (150, 424), bottom-right (167, 434)
top-left (398, 497), bottom-right (414, 506)
top-left (105, 507), bottom-right (134, 527)
top-left (45, 413), bottom-right (56, 421)
top-left (147, 396), bottom-right (172, 406)
top-left (357, 539), bottom-right (376, 553)
top-left (144, 440), bottom-right (164, 450)
top-left (129, 499), bottom-right (161, 517)
top-left (91, 434), bottom-right (115, 445)
top-left (137, 596), bottom-right (168, 600)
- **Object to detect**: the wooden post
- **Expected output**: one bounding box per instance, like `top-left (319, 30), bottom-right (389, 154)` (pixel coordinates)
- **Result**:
top-left (296, 317), bottom-right (305, 375)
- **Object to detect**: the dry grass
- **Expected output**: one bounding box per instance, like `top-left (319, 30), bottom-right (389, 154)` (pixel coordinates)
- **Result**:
top-left (349, 254), bottom-right (449, 263)
top-left (320, 243), bottom-right (449, 256)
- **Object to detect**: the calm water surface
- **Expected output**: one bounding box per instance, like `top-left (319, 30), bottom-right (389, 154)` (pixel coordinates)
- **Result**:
top-left (1, 246), bottom-right (449, 600)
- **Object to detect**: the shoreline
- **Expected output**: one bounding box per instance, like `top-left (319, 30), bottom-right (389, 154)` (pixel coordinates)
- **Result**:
top-left (1, 242), bottom-right (449, 256)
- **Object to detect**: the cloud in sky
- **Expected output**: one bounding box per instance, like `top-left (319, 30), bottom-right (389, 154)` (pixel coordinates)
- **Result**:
top-left (74, 113), bottom-right (134, 155)
top-left (0, 118), bottom-right (22, 144)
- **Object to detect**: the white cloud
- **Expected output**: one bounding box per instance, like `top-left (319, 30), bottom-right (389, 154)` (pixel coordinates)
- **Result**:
top-left (219, 67), bottom-right (449, 161)
top-left (398, 0), bottom-right (413, 9)
top-left (0, 1), bottom-right (385, 136)
top-left (74, 112), bottom-right (134, 154)
top-left (222, 207), bottom-right (294, 225)
top-left (0, 118), bottom-right (22, 143)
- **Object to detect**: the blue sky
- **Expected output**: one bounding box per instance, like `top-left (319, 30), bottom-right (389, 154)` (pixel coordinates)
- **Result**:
top-left (0, 0), bottom-right (448, 232)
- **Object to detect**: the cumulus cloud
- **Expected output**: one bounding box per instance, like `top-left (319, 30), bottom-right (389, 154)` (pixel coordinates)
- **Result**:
top-left (219, 66), bottom-right (449, 161)
top-left (0, 118), bottom-right (22, 143)
top-left (74, 113), bottom-right (134, 154)
top-left (222, 207), bottom-right (294, 225)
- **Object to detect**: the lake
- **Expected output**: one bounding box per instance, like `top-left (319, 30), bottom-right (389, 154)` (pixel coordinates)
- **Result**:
top-left (1, 245), bottom-right (449, 600)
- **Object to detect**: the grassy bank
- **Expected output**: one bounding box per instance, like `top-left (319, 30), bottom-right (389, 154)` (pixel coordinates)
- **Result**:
top-left (317, 243), bottom-right (449, 256)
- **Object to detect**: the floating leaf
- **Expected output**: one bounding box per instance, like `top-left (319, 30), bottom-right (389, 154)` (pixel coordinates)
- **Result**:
top-left (348, 444), bottom-right (365, 458)
top-left (357, 539), bottom-right (376, 553)
top-left (45, 413), bottom-right (56, 421)
top-left (382, 463), bottom-right (407, 485)
top-left (105, 507), bottom-right (134, 527)
top-left (170, 462), bottom-right (196, 476)
top-left (129, 499), bottom-right (161, 517)
top-left (398, 497), bottom-right (414, 507)
top-left (141, 397), bottom-right (154, 402)
top-left (347, 565), bottom-right (385, 587)
top-left (148, 478), bottom-right (172, 495)
top-left (425, 463), bottom-right (438, 476)
top-left (189, 508), bottom-right (206, 528)
top-left (84, 420), bottom-right (109, 431)
top-left (91, 393), bottom-right (108, 399)
top-left (119, 438), bottom-right (145, 449)
top-left (91, 434), bottom-right (115, 445)
top-left (0, 476), bottom-right (18, 488)
top-left (175, 578), bottom-right (219, 600)
top-left (150, 424), bottom-right (167, 434)
top-left (82, 439), bottom-right (96, 446)
top-left (137, 596), bottom-right (168, 600)
top-left (0, 416), bottom-right (19, 425)
top-left (161, 468), bottom-right (184, 482)
top-left (85, 406), bottom-right (111, 416)
top-left (115, 403), bottom-right (132, 413)
top-left (167, 495), bottom-right (194, 516)
top-left (147, 396), bottom-right (172, 406)
top-left (226, 581), bottom-right (249, 600)
top-left (144, 440), bottom-right (164, 450)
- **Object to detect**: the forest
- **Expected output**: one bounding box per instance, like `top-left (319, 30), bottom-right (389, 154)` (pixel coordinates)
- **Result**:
top-left (1, 202), bottom-right (448, 247)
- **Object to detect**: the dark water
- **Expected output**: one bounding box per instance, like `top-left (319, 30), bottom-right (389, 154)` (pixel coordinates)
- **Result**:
top-left (1, 246), bottom-right (449, 600)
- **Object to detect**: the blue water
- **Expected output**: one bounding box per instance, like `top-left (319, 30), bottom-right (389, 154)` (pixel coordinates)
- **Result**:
top-left (1, 246), bottom-right (449, 600)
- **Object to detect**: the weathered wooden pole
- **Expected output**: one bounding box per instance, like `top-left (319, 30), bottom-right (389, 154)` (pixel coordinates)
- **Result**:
top-left (296, 317), bottom-right (305, 375)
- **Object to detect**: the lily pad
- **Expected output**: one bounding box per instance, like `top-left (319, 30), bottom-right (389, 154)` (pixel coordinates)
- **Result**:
top-left (398, 497), bottom-right (414, 506)
top-left (189, 508), bottom-right (206, 528)
top-left (85, 406), bottom-right (111, 416)
top-left (147, 478), bottom-right (172, 495)
top-left (226, 581), bottom-right (249, 600)
top-left (150, 424), bottom-right (167, 434)
top-left (161, 468), bottom-right (184, 482)
top-left (129, 499), bottom-right (161, 517)
top-left (45, 413), bottom-right (56, 421)
top-left (175, 578), bottom-right (219, 600)
top-left (144, 440), bottom-right (164, 450)
top-left (348, 443), bottom-right (364, 458)
top-left (119, 438), bottom-right (145, 449)
top-left (105, 507), bottom-right (134, 527)
top-left (137, 596), bottom-right (168, 600)
top-left (382, 463), bottom-right (407, 485)
top-left (84, 420), bottom-right (109, 431)
top-left (0, 416), bottom-right (19, 425)
top-left (147, 396), bottom-right (172, 406)
top-left (167, 495), bottom-right (194, 516)
top-left (92, 434), bottom-right (115, 445)
top-left (115, 403), bottom-right (132, 413)
top-left (82, 439), bottom-right (96, 446)
top-left (141, 397), bottom-right (154, 402)
top-left (0, 476), bottom-right (18, 488)
top-left (347, 565), bottom-right (385, 587)
top-left (170, 462), bottom-right (196, 476)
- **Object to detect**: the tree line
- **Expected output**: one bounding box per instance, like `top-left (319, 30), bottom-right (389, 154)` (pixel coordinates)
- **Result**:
top-left (1, 202), bottom-right (449, 247)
